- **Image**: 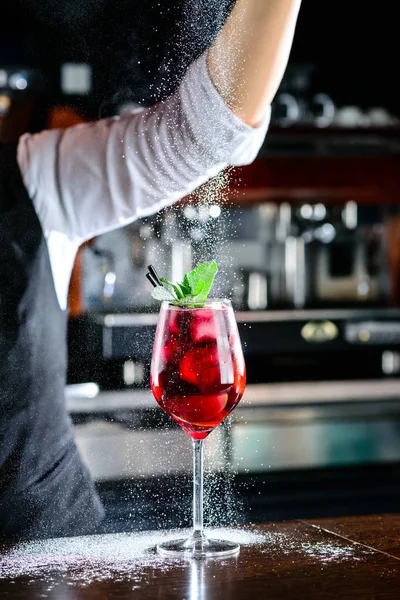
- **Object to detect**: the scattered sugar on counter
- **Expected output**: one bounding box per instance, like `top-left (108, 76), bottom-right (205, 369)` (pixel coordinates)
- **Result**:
top-left (0, 525), bottom-right (375, 589)
top-left (259, 530), bottom-right (375, 562)
top-left (0, 527), bottom-right (265, 586)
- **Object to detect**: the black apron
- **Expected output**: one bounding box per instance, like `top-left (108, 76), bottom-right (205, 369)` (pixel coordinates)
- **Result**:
top-left (0, 143), bottom-right (104, 540)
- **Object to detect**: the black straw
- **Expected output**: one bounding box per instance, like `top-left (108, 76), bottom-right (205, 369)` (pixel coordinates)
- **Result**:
top-left (146, 272), bottom-right (158, 288)
top-left (147, 264), bottom-right (163, 286)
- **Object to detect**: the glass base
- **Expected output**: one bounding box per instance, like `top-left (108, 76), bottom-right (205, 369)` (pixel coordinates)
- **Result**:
top-left (157, 535), bottom-right (240, 558)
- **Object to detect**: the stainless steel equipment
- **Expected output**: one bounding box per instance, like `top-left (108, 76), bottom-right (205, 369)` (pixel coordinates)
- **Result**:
top-left (67, 198), bottom-right (399, 395)
top-left (78, 201), bottom-right (390, 314)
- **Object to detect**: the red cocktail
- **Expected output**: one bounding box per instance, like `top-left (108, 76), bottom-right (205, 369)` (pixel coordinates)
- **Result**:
top-left (151, 299), bottom-right (246, 557)
top-left (151, 303), bottom-right (245, 438)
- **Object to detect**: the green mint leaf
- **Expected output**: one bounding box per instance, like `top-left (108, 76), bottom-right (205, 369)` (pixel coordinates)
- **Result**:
top-left (149, 261), bottom-right (218, 306)
top-left (172, 297), bottom-right (206, 308)
top-left (180, 274), bottom-right (192, 296)
top-left (151, 285), bottom-right (176, 302)
top-left (160, 277), bottom-right (184, 299)
top-left (185, 261), bottom-right (218, 303)
top-left (160, 277), bottom-right (174, 287)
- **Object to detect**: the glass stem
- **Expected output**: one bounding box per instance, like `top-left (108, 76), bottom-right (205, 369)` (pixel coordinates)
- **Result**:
top-left (192, 439), bottom-right (204, 539)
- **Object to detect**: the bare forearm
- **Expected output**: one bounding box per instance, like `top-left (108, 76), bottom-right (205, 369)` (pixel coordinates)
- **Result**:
top-left (207, 0), bottom-right (302, 126)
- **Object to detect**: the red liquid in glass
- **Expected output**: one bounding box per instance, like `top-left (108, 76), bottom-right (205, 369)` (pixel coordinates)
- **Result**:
top-left (151, 304), bottom-right (246, 440)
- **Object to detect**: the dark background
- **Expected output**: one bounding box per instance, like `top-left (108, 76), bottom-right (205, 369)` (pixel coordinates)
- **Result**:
top-left (0, 0), bottom-right (397, 117)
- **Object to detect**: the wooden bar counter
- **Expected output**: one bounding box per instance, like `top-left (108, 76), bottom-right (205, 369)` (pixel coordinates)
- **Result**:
top-left (1, 514), bottom-right (399, 598)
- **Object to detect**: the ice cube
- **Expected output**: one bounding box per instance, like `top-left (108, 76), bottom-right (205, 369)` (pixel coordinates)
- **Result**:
top-left (163, 335), bottom-right (184, 363)
top-left (190, 309), bottom-right (221, 343)
top-left (179, 344), bottom-right (233, 393)
top-left (166, 309), bottom-right (183, 334)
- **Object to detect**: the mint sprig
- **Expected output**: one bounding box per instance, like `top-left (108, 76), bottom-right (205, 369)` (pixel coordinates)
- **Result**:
top-left (151, 261), bottom-right (218, 307)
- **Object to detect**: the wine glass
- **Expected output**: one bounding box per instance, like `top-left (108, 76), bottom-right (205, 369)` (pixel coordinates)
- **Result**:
top-left (150, 299), bottom-right (246, 558)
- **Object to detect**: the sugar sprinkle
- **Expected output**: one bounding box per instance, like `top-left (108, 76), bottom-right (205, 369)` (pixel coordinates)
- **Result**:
top-left (0, 526), bottom-right (374, 590)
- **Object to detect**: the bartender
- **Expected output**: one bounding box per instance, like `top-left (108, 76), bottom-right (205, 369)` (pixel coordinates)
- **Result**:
top-left (0, 0), bottom-right (302, 540)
